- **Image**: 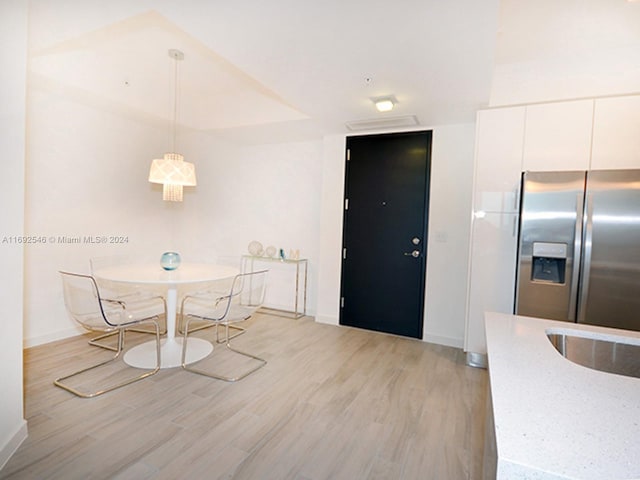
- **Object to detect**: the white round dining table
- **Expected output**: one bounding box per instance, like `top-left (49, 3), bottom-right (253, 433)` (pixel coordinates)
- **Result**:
top-left (94, 262), bottom-right (239, 368)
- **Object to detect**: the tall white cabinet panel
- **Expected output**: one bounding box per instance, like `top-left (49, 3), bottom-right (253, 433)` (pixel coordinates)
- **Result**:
top-left (591, 95), bottom-right (640, 170)
top-left (474, 107), bottom-right (525, 213)
top-left (466, 94), bottom-right (638, 362)
top-left (465, 212), bottom-right (518, 355)
top-left (523, 100), bottom-right (594, 171)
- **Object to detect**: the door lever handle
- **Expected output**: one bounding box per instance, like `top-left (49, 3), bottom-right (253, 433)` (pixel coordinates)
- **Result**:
top-left (404, 250), bottom-right (420, 258)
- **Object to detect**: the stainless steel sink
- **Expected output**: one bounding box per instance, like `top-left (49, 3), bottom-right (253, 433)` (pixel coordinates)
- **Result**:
top-left (547, 332), bottom-right (640, 379)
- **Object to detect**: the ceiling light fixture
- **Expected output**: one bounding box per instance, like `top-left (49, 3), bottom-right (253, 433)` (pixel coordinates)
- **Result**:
top-left (148, 49), bottom-right (196, 202)
top-left (373, 96), bottom-right (397, 112)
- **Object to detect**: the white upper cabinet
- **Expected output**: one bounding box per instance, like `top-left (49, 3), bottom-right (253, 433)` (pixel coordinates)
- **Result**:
top-left (591, 95), bottom-right (640, 170)
top-left (474, 107), bottom-right (525, 213)
top-left (523, 100), bottom-right (594, 172)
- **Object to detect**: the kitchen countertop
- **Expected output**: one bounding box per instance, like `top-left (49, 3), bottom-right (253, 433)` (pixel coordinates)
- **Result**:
top-left (484, 312), bottom-right (640, 480)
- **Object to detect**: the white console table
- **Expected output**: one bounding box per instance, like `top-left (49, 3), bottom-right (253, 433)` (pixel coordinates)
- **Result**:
top-left (241, 255), bottom-right (307, 319)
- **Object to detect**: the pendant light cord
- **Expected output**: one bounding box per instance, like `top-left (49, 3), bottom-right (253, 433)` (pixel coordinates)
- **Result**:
top-left (172, 53), bottom-right (178, 153)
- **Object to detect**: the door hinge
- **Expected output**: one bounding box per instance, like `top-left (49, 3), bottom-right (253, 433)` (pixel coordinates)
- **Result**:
top-left (346, 149), bottom-right (350, 161)
top-left (341, 297), bottom-right (344, 308)
top-left (343, 248), bottom-right (347, 259)
top-left (345, 198), bottom-right (349, 210)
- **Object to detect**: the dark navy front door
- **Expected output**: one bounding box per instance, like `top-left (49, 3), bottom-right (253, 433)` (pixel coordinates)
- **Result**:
top-left (340, 131), bottom-right (432, 338)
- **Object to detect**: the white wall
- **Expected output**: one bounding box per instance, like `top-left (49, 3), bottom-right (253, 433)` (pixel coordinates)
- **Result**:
top-left (316, 134), bottom-right (346, 325)
top-left (24, 85), bottom-right (323, 345)
top-left (317, 125), bottom-right (475, 347)
top-left (25, 102), bottom-right (471, 348)
top-left (26, 0), bottom-right (325, 342)
top-left (24, 84), bottom-right (173, 345)
top-left (178, 131), bottom-right (323, 313)
top-left (0, 0), bottom-right (28, 468)
top-left (424, 124), bottom-right (475, 346)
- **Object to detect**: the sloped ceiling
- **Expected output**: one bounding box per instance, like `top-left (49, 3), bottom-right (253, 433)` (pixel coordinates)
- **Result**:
top-left (28, 0), bottom-right (640, 145)
top-left (30, 12), bottom-right (309, 131)
top-left (28, 0), bottom-right (499, 144)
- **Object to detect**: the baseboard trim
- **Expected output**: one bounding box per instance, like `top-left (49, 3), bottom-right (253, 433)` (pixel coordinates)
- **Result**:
top-left (422, 333), bottom-right (464, 349)
top-left (23, 326), bottom-right (84, 348)
top-left (0, 420), bottom-right (27, 471)
top-left (315, 314), bottom-right (338, 326)
top-left (313, 320), bottom-right (464, 348)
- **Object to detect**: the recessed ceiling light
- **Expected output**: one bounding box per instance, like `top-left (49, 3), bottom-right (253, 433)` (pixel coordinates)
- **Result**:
top-left (372, 95), bottom-right (397, 112)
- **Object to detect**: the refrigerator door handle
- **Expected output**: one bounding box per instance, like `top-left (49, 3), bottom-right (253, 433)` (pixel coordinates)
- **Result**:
top-left (569, 192), bottom-right (585, 320)
top-left (577, 193), bottom-right (594, 323)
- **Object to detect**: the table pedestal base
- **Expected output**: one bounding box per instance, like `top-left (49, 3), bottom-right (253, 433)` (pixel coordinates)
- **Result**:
top-left (124, 338), bottom-right (213, 369)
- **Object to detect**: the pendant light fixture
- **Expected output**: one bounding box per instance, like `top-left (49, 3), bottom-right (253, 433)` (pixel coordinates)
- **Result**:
top-left (148, 49), bottom-right (196, 202)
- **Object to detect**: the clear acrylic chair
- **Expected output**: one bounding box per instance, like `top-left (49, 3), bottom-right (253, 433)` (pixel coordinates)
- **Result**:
top-left (180, 269), bottom-right (268, 382)
top-left (54, 271), bottom-right (164, 398)
top-left (88, 255), bottom-right (167, 350)
top-left (178, 256), bottom-right (245, 343)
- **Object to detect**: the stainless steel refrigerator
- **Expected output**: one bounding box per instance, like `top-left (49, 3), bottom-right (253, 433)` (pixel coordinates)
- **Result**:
top-left (515, 169), bottom-right (640, 332)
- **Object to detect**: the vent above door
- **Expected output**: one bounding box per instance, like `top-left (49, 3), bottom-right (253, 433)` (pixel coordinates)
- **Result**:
top-left (345, 115), bottom-right (420, 131)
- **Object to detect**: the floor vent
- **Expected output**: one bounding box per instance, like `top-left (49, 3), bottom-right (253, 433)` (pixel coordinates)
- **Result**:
top-left (345, 115), bottom-right (420, 131)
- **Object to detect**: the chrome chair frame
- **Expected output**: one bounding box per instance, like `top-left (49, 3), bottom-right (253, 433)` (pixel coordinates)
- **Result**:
top-left (180, 270), bottom-right (268, 382)
top-left (178, 299), bottom-right (245, 344)
top-left (54, 271), bottom-right (163, 398)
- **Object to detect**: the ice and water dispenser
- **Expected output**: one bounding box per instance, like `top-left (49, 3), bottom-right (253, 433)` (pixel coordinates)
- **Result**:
top-left (531, 242), bottom-right (567, 284)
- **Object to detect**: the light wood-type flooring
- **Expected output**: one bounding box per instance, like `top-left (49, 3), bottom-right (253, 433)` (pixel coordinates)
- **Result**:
top-left (1, 314), bottom-right (488, 480)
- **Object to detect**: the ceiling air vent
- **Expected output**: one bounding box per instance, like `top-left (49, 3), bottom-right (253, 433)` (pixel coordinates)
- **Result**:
top-left (345, 115), bottom-right (419, 132)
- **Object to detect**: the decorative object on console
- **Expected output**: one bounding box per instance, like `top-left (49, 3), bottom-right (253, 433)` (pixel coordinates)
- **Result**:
top-left (265, 245), bottom-right (276, 258)
top-left (148, 49), bottom-right (196, 202)
top-left (160, 251), bottom-right (181, 270)
top-left (279, 248), bottom-right (286, 261)
top-left (248, 240), bottom-right (264, 256)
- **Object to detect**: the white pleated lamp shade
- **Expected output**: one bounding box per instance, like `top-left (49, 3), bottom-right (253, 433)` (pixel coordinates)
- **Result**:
top-left (148, 153), bottom-right (197, 202)
top-left (148, 153), bottom-right (196, 186)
